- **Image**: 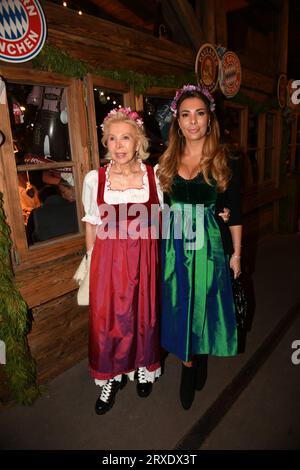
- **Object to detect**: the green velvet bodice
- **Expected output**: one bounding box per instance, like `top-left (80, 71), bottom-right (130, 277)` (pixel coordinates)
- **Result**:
top-left (164, 173), bottom-right (218, 206)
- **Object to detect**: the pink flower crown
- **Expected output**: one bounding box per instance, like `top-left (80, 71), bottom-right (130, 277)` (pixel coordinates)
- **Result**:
top-left (170, 84), bottom-right (216, 116)
top-left (101, 107), bottom-right (143, 130)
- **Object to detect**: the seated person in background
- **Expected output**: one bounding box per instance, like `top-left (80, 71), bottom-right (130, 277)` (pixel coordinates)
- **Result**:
top-left (27, 185), bottom-right (78, 244)
top-left (58, 179), bottom-right (76, 202)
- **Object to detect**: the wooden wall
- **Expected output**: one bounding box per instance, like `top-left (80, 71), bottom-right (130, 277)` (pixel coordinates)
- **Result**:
top-left (43, 1), bottom-right (195, 76)
top-left (28, 292), bottom-right (88, 383)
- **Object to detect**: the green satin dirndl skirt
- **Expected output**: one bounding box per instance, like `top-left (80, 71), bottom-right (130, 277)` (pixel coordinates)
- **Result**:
top-left (161, 202), bottom-right (238, 362)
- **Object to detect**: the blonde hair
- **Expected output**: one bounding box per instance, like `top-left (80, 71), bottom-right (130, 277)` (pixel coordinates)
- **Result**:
top-left (158, 91), bottom-right (231, 193)
top-left (101, 112), bottom-right (149, 160)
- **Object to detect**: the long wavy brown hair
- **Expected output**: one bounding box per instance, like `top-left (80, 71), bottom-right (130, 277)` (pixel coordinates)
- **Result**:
top-left (158, 90), bottom-right (231, 193)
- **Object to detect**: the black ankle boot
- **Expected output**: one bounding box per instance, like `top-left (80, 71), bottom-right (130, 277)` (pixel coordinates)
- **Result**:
top-left (180, 364), bottom-right (196, 410)
top-left (193, 355), bottom-right (208, 391)
top-left (95, 376), bottom-right (127, 415)
top-left (136, 368), bottom-right (153, 398)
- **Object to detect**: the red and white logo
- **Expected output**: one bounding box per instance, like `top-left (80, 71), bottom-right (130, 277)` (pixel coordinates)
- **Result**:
top-left (0, 0), bottom-right (47, 63)
top-left (219, 51), bottom-right (242, 98)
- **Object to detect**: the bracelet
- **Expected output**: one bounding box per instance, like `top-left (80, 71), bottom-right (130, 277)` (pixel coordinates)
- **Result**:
top-left (231, 254), bottom-right (241, 259)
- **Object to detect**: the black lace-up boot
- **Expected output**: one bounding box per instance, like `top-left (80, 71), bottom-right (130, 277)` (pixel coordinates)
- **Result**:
top-left (179, 363), bottom-right (196, 410)
top-left (95, 376), bottom-right (127, 415)
top-left (136, 367), bottom-right (153, 397)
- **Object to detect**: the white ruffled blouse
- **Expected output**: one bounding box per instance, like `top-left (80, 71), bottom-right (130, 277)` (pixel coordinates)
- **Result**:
top-left (82, 162), bottom-right (163, 225)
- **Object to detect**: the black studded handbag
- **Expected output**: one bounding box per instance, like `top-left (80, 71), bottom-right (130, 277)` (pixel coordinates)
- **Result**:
top-left (231, 270), bottom-right (248, 330)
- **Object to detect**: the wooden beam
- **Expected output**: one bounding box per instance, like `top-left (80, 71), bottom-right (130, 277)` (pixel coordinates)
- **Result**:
top-left (89, 0), bottom-right (154, 32)
top-left (278, 0), bottom-right (289, 74)
top-left (202, 0), bottom-right (216, 44)
top-left (43, 1), bottom-right (194, 76)
top-left (160, 0), bottom-right (192, 49)
top-left (215, 0), bottom-right (227, 46)
top-left (164, 0), bottom-right (205, 50)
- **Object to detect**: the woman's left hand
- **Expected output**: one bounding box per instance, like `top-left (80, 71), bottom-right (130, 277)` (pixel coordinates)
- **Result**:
top-left (230, 255), bottom-right (241, 279)
top-left (218, 207), bottom-right (230, 223)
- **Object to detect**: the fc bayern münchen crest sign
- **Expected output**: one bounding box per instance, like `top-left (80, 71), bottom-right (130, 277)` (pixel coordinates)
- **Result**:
top-left (218, 51), bottom-right (241, 98)
top-left (0, 0), bottom-right (47, 63)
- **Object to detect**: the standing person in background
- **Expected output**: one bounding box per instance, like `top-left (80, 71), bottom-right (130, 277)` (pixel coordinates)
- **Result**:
top-left (81, 108), bottom-right (162, 415)
top-left (157, 85), bottom-right (242, 410)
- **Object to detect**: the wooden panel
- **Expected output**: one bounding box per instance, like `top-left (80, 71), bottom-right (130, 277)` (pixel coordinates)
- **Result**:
top-left (28, 291), bottom-right (88, 383)
top-left (242, 185), bottom-right (284, 215)
top-left (43, 2), bottom-right (194, 75)
top-left (15, 253), bottom-right (83, 308)
top-left (85, 74), bottom-right (100, 169)
top-left (91, 75), bottom-right (130, 92)
top-left (0, 92), bottom-right (27, 260)
top-left (278, 0), bottom-right (289, 74)
top-left (144, 86), bottom-right (177, 98)
top-left (164, 0), bottom-right (204, 50)
top-left (241, 66), bottom-right (275, 94)
top-left (13, 235), bottom-right (85, 274)
top-left (243, 203), bottom-right (275, 240)
top-left (215, 0), bottom-right (227, 46)
top-left (67, 79), bottom-right (91, 218)
top-left (0, 65), bottom-right (73, 86)
top-left (202, 0), bottom-right (216, 44)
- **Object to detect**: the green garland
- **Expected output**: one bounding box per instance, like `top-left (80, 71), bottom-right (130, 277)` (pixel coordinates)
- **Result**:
top-left (33, 44), bottom-right (282, 110)
top-left (0, 193), bottom-right (41, 405)
top-left (32, 43), bottom-right (195, 95)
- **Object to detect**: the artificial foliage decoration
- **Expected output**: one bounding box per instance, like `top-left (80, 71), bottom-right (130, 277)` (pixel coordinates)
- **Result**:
top-left (32, 43), bottom-right (195, 95)
top-left (33, 44), bottom-right (282, 114)
top-left (0, 193), bottom-right (41, 405)
top-left (32, 43), bottom-right (91, 78)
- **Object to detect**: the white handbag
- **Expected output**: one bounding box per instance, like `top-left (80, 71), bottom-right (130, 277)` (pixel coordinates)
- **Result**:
top-left (73, 248), bottom-right (92, 306)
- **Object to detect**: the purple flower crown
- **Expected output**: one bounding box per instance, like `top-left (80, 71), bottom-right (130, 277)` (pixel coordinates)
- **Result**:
top-left (101, 107), bottom-right (143, 130)
top-left (170, 84), bottom-right (216, 116)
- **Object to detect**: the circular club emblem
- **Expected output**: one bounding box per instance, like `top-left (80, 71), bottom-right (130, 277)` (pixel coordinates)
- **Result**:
top-left (219, 51), bottom-right (242, 98)
top-left (0, 0), bottom-right (46, 63)
top-left (195, 43), bottom-right (219, 92)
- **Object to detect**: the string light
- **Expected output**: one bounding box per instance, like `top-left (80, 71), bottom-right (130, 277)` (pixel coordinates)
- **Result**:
top-left (61, 1), bottom-right (82, 17)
